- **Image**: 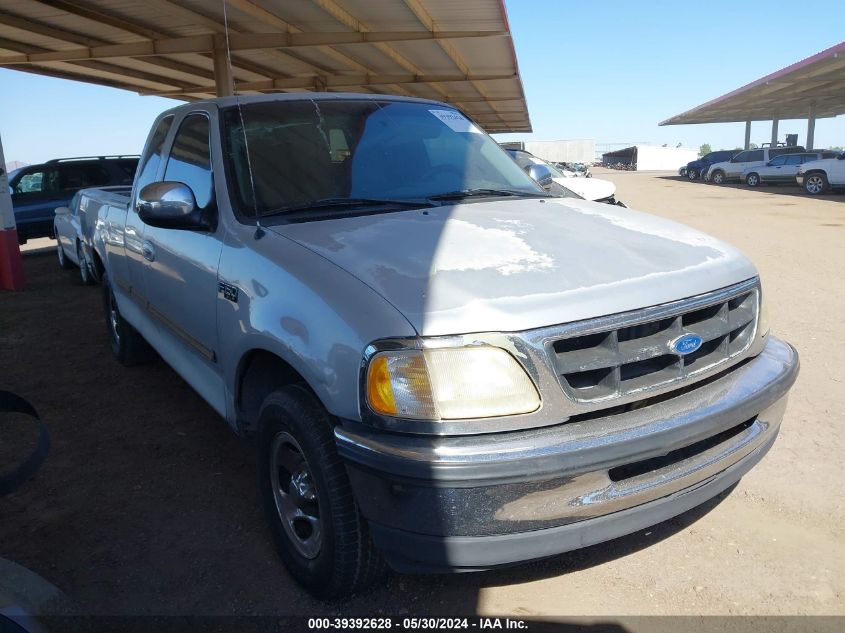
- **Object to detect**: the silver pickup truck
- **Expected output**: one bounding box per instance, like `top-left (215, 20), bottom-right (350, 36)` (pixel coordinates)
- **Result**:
top-left (88, 93), bottom-right (798, 598)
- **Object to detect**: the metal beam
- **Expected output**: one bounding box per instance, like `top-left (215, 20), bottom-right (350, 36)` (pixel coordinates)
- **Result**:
top-left (140, 73), bottom-right (518, 96)
top-left (744, 120), bottom-right (751, 150)
top-left (0, 31), bottom-right (504, 65)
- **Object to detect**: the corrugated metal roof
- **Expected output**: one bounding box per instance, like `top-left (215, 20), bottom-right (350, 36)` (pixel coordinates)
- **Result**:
top-left (0, 0), bottom-right (531, 132)
top-left (660, 41), bottom-right (845, 125)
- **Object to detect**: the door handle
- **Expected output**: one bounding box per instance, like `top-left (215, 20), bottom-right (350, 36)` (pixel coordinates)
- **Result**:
top-left (142, 241), bottom-right (156, 262)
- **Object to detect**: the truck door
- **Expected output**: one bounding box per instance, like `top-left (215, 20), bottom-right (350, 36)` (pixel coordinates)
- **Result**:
top-left (139, 110), bottom-right (226, 412)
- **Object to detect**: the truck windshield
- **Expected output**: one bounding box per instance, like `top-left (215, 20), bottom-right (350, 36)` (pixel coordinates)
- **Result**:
top-left (222, 99), bottom-right (544, 218)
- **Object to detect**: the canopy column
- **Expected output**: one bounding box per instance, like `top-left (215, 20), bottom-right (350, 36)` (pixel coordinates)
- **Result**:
top-left (807, 102), bottom-right (817, 149)
top-left (770, 113), bottom-right (779, 146)
top-left (0, 133), bottom-right (26, 290)
top-left (212, 42), bottom-right (233, 97)
top-left (744, 120), bottom-right (751, 150)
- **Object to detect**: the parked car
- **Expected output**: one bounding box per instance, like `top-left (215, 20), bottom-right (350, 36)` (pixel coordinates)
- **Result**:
top-left (742, 152), bottom-right (838, 187)
top-left (6, 155), bottom-right (138, 243)
top-left (507, 149), bottom-right (623, 205)
top-left (796, 151), bottom-right (845, 194)
top-left (53, 186), bottom-right (132, 284)
top-left (89, 94), bottom-right (797, 598)
top-left (706, 146), bottom-right (805, 184)
top-left (685, 150), bottom-right (739, 181)
top-left (678, 166), bottom-right (687, 178)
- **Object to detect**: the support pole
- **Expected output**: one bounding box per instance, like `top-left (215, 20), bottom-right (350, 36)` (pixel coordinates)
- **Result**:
top-left (744, 120), bottom-right (751, 150)
top-left (807, 102), bottom-right (816, 149)
top-left (212, 43), bottom-right (233, 97)
top-left (0, 133), bottom-right (26, 290)
top-left (771, 113), bottom-right (779, 147)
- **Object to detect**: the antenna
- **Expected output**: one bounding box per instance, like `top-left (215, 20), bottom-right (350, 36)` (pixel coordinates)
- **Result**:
top-left (221, 0), bottom-right (264, 239)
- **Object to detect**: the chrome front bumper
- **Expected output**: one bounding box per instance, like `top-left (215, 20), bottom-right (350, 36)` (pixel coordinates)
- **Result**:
top-left (336, 336), bottom-right (798, 572)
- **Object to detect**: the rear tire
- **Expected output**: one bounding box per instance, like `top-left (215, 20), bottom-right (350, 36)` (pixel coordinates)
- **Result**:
top-left (257, 386), bottom-right (386, 598)
top-left (102, 274), bottom-right (153, 366)
top-left (804, 172), bottom-right (829, 195)
top-left (711, 170), bottom-right (725, 184)
top-left (746, 173), bottom-right (760, 187)
top-left (77, 242), bottom-right (94, 285)
top-left (56, 241), bottom-right (72, 270)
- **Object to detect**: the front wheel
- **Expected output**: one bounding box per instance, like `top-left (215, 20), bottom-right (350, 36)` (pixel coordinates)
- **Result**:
top-left (711, 170), bottom-right (725, 184)
top-left (258, 386), bottom-right (386, 598)
top-left (687, 168), bottom-right (699, 180)
top-left (804, 172), bottom-right (829, 195)
top-left (745, 173), bottom-right (760, 187)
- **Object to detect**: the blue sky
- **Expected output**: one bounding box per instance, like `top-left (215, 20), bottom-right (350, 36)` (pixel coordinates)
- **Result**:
top-left (1, 0), bottom-right (844, 165)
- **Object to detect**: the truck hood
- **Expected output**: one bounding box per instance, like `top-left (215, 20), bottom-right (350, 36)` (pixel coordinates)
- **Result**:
top-left (271, 198), bottom-right (757, 336)
top-left (553, 176), bottom-right (616, 201)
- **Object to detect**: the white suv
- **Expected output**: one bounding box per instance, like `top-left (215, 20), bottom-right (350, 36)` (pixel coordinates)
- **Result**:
top-left (706, 146), bottom-right (805, 184)
top-left (796, 152), bottom-right (845, 194)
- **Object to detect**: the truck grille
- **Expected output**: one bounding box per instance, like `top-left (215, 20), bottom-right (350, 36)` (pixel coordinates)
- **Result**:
top-left (550, 284), bottom-right (758, 402)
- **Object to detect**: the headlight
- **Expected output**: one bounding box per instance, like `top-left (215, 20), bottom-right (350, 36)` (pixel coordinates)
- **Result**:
top-left (365, 346), bottom-right (540, 420)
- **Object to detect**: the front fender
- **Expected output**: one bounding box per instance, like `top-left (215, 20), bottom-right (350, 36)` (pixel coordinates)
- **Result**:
top-left (216, 226), bottom-right (417, 429)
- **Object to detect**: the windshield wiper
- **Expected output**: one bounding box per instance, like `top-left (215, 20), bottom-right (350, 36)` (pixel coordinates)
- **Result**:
top-left (427, 188), bottom-right (550, 201)
top-left (262, 197), bottom-right (433, 217)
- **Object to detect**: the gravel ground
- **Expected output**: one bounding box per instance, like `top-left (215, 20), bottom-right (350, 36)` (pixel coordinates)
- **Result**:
top-left (1, 171), bottom-right (843, 618)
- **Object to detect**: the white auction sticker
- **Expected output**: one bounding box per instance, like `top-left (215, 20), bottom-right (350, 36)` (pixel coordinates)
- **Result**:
top-left (429, 109), bottom-right (482, 133)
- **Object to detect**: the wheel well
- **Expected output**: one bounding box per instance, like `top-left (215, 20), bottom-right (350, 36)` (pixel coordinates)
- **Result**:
top-left (236, 350), bottom-right (313, 433)
top-left (91, 250), bottom-right (105, 279)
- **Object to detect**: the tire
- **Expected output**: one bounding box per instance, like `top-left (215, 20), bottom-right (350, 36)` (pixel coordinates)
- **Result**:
top-left (711, 170), bottom-right (725, 184)
top-left (77, 242), bottom-right (94, 285)
top-left (102, 274), bottom-right (152, 366)
top-left (804, 172), bottom-right (829, 195)
top-left (257, 386), bottom-right (386, 598)
top-left (746, 173), bottom-right (760, 187)
top-left (687, 168), bottom-right (699, 181)
top-left (56, 240), bottom-right (72, 270)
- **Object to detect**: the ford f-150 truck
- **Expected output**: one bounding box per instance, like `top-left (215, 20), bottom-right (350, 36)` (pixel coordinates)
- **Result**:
top-left (88, 93), bottom-right (799, 598)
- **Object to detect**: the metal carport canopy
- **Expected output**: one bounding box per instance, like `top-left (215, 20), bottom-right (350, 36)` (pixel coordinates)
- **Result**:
top-left (0, 0), bottom-right (532, 290)
top-left (659, 40), bottom-right (845, 150)
top-left (0, 0), bottom-right (531, 133)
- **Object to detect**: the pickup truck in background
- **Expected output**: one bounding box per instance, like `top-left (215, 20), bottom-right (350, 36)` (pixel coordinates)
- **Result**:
top-left (54, 185), bottom-right (131, 284)
top-left (88, 93), bottom-right (799, 598)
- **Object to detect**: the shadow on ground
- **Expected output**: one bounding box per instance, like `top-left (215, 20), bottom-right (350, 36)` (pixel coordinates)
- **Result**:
top-left (0, 250), bottom-right (734, 618)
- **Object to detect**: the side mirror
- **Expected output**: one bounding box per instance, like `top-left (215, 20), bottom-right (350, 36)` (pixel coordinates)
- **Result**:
top-left (525, 164), bottom-right (554, 191)
top-left (137, 181), bottom-right (213, 231)
top-left (54, 206), bottom-right (71, 216)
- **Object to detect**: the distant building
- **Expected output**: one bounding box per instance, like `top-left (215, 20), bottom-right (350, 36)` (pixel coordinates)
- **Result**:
top-left (499, 139), bottom-right (595, 164)
top-left (601, 145), bottom-right (697, 171)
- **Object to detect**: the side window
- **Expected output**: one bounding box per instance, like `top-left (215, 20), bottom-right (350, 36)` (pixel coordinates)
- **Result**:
top-left (59, 163), bottom-right (111, 190)
top-left (732, 151), bottom-right (749, 162)
top-left (14, 169), bottom-right (60, 195)
top-left (785, 155), bottom-right (803, 165)
top-left (135, 115), bottom-right (174, 200)
top-left (768, 155), bottom-right (787, 166)
top-left (164, 113), bottom-right (213, 209)
top-left (746, 150), bottom-right (764, 162)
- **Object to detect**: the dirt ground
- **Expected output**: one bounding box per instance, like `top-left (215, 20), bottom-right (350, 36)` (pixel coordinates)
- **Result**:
top-left (1, 171), bottom-right (843, 618)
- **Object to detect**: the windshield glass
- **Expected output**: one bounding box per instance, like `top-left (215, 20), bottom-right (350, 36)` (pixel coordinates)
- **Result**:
top-left (222, 99), bottom-right (544, 217)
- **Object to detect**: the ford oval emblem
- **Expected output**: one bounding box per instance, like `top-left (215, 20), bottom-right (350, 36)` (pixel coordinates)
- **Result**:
top-left (670, 333), bottom-right (703, 355)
